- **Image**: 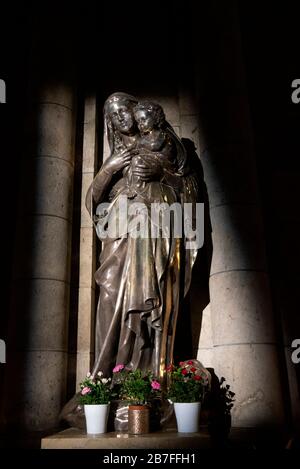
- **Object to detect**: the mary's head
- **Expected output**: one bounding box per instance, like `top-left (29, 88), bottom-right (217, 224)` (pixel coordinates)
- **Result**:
top-left (104, 92), bottom-right (138, 151)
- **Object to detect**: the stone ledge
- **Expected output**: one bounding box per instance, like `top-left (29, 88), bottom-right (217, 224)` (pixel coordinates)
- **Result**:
top-left (41, 427), bottom-right (212, 449)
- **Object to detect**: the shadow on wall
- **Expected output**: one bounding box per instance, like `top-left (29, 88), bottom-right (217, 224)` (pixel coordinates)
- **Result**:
top-left (174, 138), bottom-right (213, 361)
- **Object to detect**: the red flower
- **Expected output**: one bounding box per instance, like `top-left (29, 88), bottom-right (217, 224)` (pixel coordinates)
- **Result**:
top-left (187, 360), bottom-right (193, 365)
top-left (193, 375), bottom-right (201, 381)
top-left (190, 367), bottom-right (196, 373)
top-left (166, 364), bottom-right (174, 372)
top-left (181, 369), bottom-right (188, 375)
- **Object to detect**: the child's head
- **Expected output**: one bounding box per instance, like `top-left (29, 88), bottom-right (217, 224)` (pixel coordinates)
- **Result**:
top-left (133, 101), bottom-right (166, 134)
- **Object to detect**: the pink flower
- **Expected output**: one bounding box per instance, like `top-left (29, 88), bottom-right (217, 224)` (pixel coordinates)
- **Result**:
top-left (166, 364), bottom-right (174, 372)
top-left (151, 380), bottom-right (161, 390)
top-left (113, 364), bottom-right (125, 373)
top-left (179, 361), bottom-right (184, 366)
top-left (81, 386), bottom-right (91, 395)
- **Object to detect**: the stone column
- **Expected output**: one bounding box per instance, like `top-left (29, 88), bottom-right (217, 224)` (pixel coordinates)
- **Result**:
top-left (193, 3), bottom-right (285, 427)
top-left (3, 32), bottom-right (77, 430)
top-left (76, 96), bottom-right (97, 386)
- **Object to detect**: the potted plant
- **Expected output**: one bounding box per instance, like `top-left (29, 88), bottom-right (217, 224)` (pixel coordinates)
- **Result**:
top-left (206, 376), bottom-right (235, 442)
top-left (112, 364), bottom-right (161, 434)
top-left (79, 371), bottom-right (112, 434)
top-left (166, 359), bottom-right (210, 433)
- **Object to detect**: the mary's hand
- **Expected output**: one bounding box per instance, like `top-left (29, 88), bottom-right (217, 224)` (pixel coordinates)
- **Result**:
top-left (132, 152), bottom-right (163, 181)
top-left (102, 149), bottom-right (137, 175)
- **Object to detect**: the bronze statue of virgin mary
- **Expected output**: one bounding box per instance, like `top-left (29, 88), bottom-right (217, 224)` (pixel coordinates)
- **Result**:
top-left (86, 92), bottom-right (199, 379)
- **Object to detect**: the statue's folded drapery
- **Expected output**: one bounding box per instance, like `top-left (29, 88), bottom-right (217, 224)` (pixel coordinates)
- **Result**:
top-left (91, 171), bottom-right (198, 379)
top-left (92, 181), bottom-right (179, 377)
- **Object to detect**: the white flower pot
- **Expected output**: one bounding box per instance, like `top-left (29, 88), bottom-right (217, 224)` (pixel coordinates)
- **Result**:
top-left (174, 402), bottom-right (201, 433)
top-left (84, 404), bottom-right (110, 434)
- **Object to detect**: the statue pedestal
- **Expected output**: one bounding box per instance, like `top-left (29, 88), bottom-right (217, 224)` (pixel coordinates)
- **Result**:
top-left (41, 427), bottom-right (211, 449)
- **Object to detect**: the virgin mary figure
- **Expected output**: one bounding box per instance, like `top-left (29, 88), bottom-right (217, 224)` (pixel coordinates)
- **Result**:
top-left (86, 92), bottom-right (199, 379)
